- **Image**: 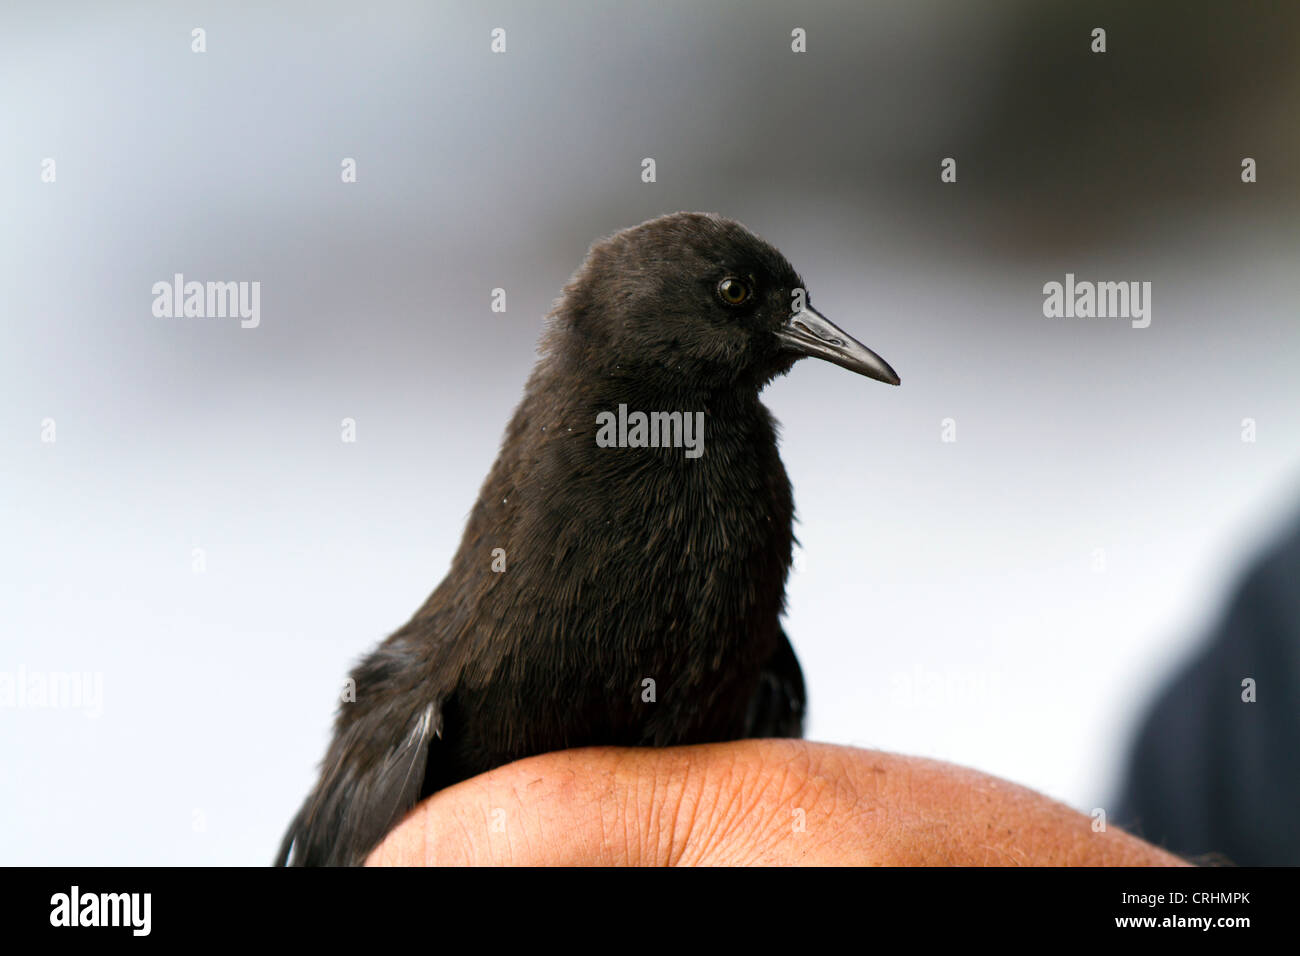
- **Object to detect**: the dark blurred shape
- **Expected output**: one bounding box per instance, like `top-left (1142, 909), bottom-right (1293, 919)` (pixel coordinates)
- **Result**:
top-left (963, 0), bottom-right (1300, 255)
top-left (1114, 507), bottom-right (1300, 865)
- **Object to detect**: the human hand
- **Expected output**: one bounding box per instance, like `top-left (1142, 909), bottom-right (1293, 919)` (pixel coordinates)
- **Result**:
top-left (366, 739), bottom-right (1186, 866)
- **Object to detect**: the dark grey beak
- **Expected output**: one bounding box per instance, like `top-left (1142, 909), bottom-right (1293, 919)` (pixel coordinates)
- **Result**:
top-left (777, 307), bottom-right (900, 386)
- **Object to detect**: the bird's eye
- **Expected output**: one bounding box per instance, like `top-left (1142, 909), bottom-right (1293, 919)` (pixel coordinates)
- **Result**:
top-left (717, 277), bottom-right (751, 306)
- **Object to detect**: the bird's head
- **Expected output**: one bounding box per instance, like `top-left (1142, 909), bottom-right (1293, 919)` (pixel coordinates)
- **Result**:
top-left (547, 212), bottom-right (899, 395)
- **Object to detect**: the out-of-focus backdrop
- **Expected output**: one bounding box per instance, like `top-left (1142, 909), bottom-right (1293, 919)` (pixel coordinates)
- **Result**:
top-left (3, 1), bottom-right (1297, 864)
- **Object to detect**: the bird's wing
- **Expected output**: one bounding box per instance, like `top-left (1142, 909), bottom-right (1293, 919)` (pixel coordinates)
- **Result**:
top-left (276, 697), bottom-right (442, 866)
top-left (743, 627), bottom-right (806, 738)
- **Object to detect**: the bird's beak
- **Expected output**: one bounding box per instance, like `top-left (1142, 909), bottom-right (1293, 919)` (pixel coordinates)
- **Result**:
top-left (777, 307), bottom-right (901, 385)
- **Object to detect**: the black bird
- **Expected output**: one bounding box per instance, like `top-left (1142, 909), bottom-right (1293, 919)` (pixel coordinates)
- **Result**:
top-left (277, 212), bottom-right (899, 865)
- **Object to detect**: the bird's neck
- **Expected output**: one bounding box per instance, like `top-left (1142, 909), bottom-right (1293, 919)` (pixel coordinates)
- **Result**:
top-left (581, 379), bottom-right (768, 453)
top-left (511, 353), bottom-right (782, 485)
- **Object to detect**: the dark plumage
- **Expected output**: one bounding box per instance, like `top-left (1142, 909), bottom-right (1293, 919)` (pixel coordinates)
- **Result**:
top-left (277, 212), bottom-right (899, 866)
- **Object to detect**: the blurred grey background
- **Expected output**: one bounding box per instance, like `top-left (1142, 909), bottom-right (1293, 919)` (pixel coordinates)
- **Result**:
top-left (2, 1), bottom-right (1297, 864)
